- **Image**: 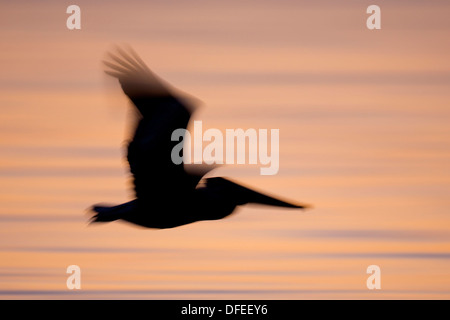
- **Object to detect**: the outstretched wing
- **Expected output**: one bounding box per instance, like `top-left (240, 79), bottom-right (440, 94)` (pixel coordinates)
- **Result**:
top-left (103, 47), bottom-right (199, 199)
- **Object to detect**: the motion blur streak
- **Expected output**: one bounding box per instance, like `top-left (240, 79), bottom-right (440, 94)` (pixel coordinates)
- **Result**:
top-left (0, 0), bottom-right (450, 299)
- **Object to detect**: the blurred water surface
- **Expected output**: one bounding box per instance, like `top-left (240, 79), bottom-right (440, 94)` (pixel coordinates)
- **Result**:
top-left (1, 0), bottom-right (450, 299)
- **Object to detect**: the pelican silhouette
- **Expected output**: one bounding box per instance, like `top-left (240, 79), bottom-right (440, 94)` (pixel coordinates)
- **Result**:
top-left (90, 47), bottom-right (310, 229)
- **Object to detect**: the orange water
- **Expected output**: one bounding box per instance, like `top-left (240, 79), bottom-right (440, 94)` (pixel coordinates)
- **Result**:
top-left (1, 1), bottom-right (450, 299)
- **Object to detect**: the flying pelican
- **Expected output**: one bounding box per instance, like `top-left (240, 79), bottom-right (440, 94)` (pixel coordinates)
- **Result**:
top-left (90, 47), bottom-right (310, 229)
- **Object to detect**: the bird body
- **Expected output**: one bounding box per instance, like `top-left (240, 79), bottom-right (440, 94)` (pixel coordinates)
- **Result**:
top-left (90, 47), bottom-right (310, 229)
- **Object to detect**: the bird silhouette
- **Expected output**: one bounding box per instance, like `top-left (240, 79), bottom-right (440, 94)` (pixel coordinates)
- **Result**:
top-left (90, 47), bottom-right (310, 229)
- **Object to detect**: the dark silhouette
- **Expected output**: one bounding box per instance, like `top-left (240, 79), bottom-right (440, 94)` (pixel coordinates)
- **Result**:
top-left (90, 47), bottom-right (310, 229)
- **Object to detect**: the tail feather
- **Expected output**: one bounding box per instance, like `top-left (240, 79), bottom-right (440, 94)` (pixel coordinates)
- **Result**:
top-left (89, 200), bottom-right (137, 223)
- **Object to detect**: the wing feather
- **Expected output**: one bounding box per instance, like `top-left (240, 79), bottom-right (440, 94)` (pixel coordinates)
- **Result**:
top-left (103, 47), bottom-right (200, 199)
